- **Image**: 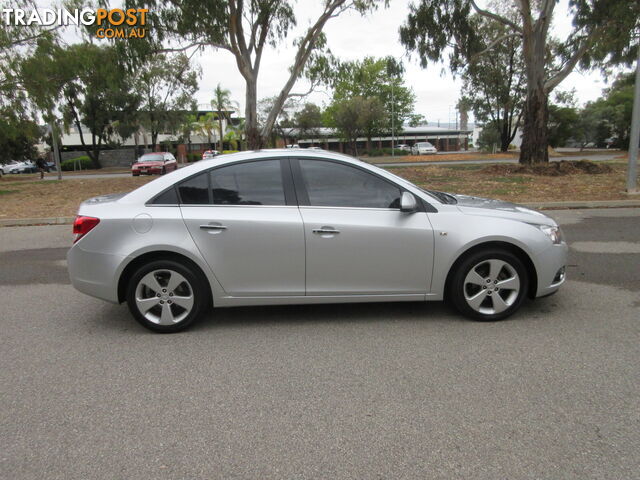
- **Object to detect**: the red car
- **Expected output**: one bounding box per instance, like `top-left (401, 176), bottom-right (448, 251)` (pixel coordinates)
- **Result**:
top-left (132, 152), bottom-right (178, 176)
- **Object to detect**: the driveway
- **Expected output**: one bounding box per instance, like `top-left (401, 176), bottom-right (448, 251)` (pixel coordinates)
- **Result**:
top-left (1, 208), bottom-right (638, 479)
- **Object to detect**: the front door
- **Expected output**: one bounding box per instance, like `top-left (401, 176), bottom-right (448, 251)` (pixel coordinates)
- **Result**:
top-left (179, 159), bottom-right (304, 297)
top-left (294, 158), bottom-right (434, 296)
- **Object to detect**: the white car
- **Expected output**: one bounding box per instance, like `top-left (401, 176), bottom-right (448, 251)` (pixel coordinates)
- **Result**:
top-left (411, 142), bottom-right (438, 155)
top-left (396, 144), bottom-right (412, 152)
top-left (1, 161), bottom-right (23, 174)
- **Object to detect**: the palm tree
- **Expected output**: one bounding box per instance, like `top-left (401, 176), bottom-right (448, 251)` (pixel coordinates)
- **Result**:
top-left (194, 112), bottom-right (216, 148)
top-left (211, 84), bottom-right (239, 152)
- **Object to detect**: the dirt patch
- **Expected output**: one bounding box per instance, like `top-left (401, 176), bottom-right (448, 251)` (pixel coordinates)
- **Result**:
top-left (481, 160), bottom-right (613, 177)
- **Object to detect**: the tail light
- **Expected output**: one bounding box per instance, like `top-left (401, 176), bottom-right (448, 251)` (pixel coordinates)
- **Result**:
top-left (73, 216), bottom-right (100, 243)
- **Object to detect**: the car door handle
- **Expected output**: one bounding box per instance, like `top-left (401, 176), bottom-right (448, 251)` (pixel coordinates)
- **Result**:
top-left (313, 227), bottom-right (340, 234)
top-left (200, 224), bottom-right (227, 230)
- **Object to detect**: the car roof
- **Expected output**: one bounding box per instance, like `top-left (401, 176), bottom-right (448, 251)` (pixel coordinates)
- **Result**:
top-left (120, 149), bottom-right (439, 205)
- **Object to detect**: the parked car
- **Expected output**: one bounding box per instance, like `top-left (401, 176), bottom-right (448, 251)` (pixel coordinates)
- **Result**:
top-left (396, 144), bottom-right (411, 152)
top-left (0, 161), bottom-right (21, 175)
top-left (8, 161), bottom-right (37, 174)
top-left (202, 150), bottom-right (219, 160)
top-left (285, 144), bottom-right (300, 149)
top-left (68, 149), bottom-right (567, 333)
top-left (45, 161), bottom-right (57, 172)
top-left (131, 152), bottom-right (178, 176)
top-left (411, 142), bottom-right (438, 155)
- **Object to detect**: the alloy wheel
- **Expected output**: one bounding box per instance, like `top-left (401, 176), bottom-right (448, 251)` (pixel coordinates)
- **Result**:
top-left (134, 269), bottom-right (194, 325)
top-left (463, 259), bottom-right (521, 315)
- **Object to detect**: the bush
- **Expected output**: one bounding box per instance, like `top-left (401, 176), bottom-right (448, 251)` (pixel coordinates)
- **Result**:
top-left (222, 150), bottom-right (239, 154)
top-left (186, 153), bottom-right (201, 163)
top-left (60, 156), bottom-right (94, 171)
top-left (367, 148), bottom-right (410, 157)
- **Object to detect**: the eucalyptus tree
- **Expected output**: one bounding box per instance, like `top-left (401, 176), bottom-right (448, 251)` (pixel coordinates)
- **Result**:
top-left (126, 0), bottom-right (386, 148)
top-left (400, 0), bottom-right (639, 164)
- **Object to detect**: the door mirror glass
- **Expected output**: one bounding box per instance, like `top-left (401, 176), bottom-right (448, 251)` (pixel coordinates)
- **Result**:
top-left (400, 192), bottom-right (417, 212)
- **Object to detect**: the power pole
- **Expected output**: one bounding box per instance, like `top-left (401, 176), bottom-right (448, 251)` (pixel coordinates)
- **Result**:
top-left (627, 42), bottom-right (640, 193)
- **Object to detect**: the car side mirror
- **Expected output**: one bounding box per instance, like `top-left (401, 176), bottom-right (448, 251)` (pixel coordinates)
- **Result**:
top-left (400, 192), bottom-right (418, 213)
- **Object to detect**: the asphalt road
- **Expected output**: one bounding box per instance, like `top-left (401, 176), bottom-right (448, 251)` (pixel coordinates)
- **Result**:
top-left (1, 208), bottom-right (639, 479)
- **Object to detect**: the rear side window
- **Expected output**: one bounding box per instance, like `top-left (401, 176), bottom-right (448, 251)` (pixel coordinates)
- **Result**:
top-left (152, 187), bottom-right (178, 205)
top-left (298, 159), bottom-right (401, 209)
top-left (178, 172), bottom-right (209, 204)
top-left (210, 160), bottom-right (285, 205)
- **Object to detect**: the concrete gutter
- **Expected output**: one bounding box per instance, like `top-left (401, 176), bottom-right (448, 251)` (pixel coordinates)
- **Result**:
top-left (1, 199), bottom-right (639, 227)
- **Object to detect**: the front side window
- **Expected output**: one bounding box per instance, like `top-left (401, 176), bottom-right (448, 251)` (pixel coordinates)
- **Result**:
top-left (299, 159), bottom-right (401, 209)
top-left (210, 160), bottom-right (285, 205)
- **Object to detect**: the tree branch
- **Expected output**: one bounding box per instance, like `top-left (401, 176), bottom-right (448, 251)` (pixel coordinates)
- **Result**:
top-left (470, 33), bottom-right (522, 62)
top-left (469, 0), bottom-right (523, 34)
top-left (544, 39), bottom-right (591, 92)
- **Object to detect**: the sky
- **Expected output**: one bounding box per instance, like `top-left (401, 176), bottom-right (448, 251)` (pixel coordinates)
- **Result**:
top-left (54, 0), bottom-right (618, 124)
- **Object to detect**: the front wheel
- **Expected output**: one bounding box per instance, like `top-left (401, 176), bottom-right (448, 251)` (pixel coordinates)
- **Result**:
top-left (450, 250), bottom-right (529, 321)
top-left (126, 260), bottom-right (209, 333)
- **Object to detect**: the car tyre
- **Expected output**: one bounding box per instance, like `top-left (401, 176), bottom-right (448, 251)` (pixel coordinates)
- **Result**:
top-left (161, 166), bottom-right (166, 175)
top-left (126, 259), bottom-right (209, 333)
top-left (450, 249), bottom-right (529, 321)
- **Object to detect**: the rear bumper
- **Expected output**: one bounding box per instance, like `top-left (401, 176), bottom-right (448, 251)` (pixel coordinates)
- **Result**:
top-left (533, 242), bottom-right (568, 297)
top-left (67, 243), bottom-right (124, 303)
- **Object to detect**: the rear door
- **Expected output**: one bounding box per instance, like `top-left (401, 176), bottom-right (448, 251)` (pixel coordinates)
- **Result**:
top-left (180, 159), bottom-right (305, 296)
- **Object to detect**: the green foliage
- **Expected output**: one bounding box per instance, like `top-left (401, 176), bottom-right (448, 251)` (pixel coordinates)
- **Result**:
top-left (60, 156), bottom-right (95, 171)
top-left (325, 96), bottom-right (385, 155)
top-left (0, 108), bottom-right (40, 163)
top-left (327, 56), bottom-right (416, 135)
top-left (186, 153), bottom-right (201, 163)
top-left (293, 103), bottom-right (324, 138)
top-left (136, 53), bottom-right (200, 149)
top-left (22, 42), bottom-right (141, 169)
top-left (477, 121), bottom-right (502, 152)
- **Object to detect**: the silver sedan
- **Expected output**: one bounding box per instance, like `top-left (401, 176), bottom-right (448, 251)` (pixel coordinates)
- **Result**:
top-left (67, 150), bottom-right (567, 332)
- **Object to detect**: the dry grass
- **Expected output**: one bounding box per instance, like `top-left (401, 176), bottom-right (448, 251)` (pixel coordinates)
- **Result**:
top-left (393, 161), bottom-right (632, 203)
top-left (0, 176), bottom-right (154, 219)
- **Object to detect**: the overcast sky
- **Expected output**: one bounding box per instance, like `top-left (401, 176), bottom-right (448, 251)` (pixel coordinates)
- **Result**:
top-left (59, 0), bottom-right (617, 124)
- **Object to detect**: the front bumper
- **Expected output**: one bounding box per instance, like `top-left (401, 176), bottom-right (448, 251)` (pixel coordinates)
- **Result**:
top-left (533, 242), bottom-right (569, 297)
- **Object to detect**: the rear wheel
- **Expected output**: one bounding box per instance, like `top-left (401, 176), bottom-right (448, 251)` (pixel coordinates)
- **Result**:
top-left (450, 249), bottom-right (529, 321)
top-left (126, 260), bottom-right (209, 333)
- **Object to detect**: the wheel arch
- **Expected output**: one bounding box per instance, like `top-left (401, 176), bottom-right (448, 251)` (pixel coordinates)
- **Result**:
top-left (117, 250), bottom-right (213, 305)
top-left (444, 241), bottom-right (538, 300)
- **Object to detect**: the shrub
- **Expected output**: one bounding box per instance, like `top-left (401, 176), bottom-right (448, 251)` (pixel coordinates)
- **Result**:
top-left (60, 156), bottom-right (94, 171)
top-left (186, 153), bottom-right (201, 163)
top-left (222, 150), bottom-right (239, 154)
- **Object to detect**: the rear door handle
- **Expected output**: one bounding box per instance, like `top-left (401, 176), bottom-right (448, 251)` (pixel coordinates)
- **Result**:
top-left (313, 227), bottom-right (340, 234)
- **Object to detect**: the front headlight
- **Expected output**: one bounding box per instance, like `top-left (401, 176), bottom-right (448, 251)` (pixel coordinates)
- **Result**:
top-left (539, 225), bottom-right (564, 244)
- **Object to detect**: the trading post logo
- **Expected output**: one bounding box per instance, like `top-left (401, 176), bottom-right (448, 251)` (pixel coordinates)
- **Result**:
top-left (1, 7), bottom-right (149, 39)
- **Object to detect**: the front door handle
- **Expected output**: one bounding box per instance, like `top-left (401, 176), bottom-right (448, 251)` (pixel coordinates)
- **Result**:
top-left (313, 227), bottom-right (340, 234)
top-left (200, 224), bottom-right (227, 230)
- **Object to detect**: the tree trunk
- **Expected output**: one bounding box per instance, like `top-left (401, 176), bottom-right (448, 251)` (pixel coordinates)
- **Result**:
top-left (245, 78), bottom-right (261, 149)
top-left (519, 87), bottom-right (549, 164)
top-left (500, 118), bottom-right (511, 152)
